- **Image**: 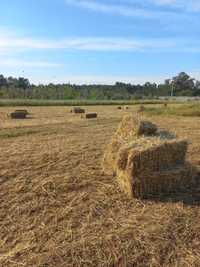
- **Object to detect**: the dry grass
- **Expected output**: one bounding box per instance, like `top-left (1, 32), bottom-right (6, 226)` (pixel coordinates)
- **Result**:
top-left (1, 105), bottom-right (200, 267)
top-left (144, 104), bottom-right (200, 117)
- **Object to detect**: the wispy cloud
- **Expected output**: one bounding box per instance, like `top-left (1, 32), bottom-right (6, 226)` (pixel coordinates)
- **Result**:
top-left (150, 0), bottom-right (200, 12)
top-left (65, 0), bottom-right (157, 18)
top-left (0, 30), bottom-right (200, 53)
top-left (1, 58), bottom-right (62, 68)
top-left (25, 74), bottom-right (169, 85)
top-left (65, 0), bottom-right (200, 15)
top-left (2, 71), bottom-right (198, 85)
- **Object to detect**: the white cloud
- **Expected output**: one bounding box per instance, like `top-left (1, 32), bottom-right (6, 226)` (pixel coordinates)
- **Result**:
top-left (1, 59), bottom-right (62, 68)
top-left (65, 0), bottom-right (180, 18)
top-left (0, 33), bottom-right (161, 52)
top-left (0, 30), bottom-right (199, 53)
top-left (1, 71), bottom-right (198, 85)
top-left (26, 74), bottom-right (168, 85)
top-left (151, 0), bottom-right (200, 11)
top-left (1, 31), bottom-right (155, 52)
top-left (190, 70), bottom-right (200, 81)
top-left (65, 0), bottom-right (200, 14)
top-left (23, 72), bottom-right (200, 85)
top-left (65, 0), bottom-right (157, 17)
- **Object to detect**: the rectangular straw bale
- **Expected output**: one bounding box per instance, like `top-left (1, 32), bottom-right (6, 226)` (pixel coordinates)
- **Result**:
top-left (73, 107), bottom-right (85, 114)
top-left (117, 163), bottom-right (196, 198)
top-left (123, 139), bottom-right (188, 176)
top-left (85, 113), bottom-right (97, 119)
top-left (115, 115), bottom-right (157, 141)
top-left (10, 111), bottom-right (27, 119)
top-left (14, 110), bottom-right (29, 115)
top-left (102, 114), bottom-right (196, 198)
top-left (103, 115), bottom-right (158, 175)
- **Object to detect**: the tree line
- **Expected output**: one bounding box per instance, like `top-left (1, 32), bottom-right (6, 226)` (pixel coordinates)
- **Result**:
top-left (0, 72), bottom-right (200, 100)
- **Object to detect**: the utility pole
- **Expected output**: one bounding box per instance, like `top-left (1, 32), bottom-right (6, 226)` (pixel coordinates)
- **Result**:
top-left (171, 81), bottom-right (174, 97)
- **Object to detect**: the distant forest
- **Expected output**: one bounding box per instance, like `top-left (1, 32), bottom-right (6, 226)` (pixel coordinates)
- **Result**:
top-left (0, 72), bottom-right (200, 100)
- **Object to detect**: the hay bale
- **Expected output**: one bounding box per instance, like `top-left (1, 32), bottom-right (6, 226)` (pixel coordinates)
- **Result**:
top-left (10, 110), bottom-right (28, 119)
top-left (115, 115), bottom-right (158, 140)
top-left (73, 107), bottom-right (85, 114)
top-left (85, 113), bottom-right (97, 119)
top-left (118, 139), bottom-right (188, 175)
top-left (102, 114), bottom-right (196, 198)
top-left (102, 116), bottom-right (158, 175)
top-left (104, 136), bottom-right (187, 177)
top-left (164, 103), bottom-right (168, 108)
top-left (124, 106), bottom-right (129, 110)
top-left (117, 163), bottom-right (196, 198)
top-left (138, 105), bottom-right (145, 113)
top-left (14, 109), bottom-right (29, 115)
top-left (117, 106), bottom-right (122, 110)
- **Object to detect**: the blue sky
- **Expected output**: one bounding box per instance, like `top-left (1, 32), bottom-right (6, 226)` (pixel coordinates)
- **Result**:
top-left (0, 0), bottom-right (200, 84)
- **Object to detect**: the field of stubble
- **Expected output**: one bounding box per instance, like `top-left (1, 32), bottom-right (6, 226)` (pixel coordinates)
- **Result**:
top-left (1, 105), bottom-right (200, 267)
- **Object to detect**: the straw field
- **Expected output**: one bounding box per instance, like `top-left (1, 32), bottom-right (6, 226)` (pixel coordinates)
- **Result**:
top-left (1, 105), bottom-right (200, 267)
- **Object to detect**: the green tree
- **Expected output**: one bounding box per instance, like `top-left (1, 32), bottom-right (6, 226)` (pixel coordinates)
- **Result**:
top-left (172, 72), bottom-right (195, 95)
top-left (18, 77), bottom-right (30, 98)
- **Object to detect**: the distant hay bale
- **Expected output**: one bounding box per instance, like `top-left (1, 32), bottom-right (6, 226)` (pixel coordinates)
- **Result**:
top-left (117, 106), bottom-right (122, 110)
top-left (14, 110), bottom-right (29, 115)
top-left (10, 110), bottom-right (29, 119)
top-left (102, 114), bottom-right (197, 198)
top-left (124, 106), bottom-right (129, 110)
top-left (138, 105), bottom-right (145, 113)
top-left (72, 107), bottom-right (85, 114)
top-left (164, 103), bottom-right (168, 108)
top-left (85, 113), bottom-right (97, 119)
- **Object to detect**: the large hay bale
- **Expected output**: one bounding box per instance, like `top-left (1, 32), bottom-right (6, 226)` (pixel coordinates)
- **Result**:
top-left (10, 110), bottom-right (28, 119)
top-left (117, 138), bottom-right (188, 175)
top-left (102, 114), bottom-right (196, 198)
top-left (115, 138), bottom-right (188, 197)
top-left (72, 107), bottom-right (85, 114)
top-left (115, 115), bottom-right (158, 140)
top-left (85, 113), bottom-right (97, 119)
top-left (117, 163), bottom-right (196, 198)
top-left (102, 116), bottom-right (158, 175)
top-left (14, 109), bottom-right (29, 115)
